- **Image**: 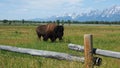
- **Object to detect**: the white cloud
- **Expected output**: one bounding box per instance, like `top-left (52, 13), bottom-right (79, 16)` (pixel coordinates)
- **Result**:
top-left (21, 0), bottom-right (83, 9)
top-left (12, 0), bottom-right (83, 17)
top-left (0, 0), bottom-right (83, 13)
top-left (0, 0), bottom-right (85, 19)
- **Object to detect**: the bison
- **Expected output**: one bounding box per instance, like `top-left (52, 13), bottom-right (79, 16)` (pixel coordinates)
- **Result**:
top-left (36, 23), bottom-right (64, 42)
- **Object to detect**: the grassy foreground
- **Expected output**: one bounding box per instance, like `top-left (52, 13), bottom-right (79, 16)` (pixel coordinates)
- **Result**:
top-left (0, 25), bottom-right (120, 68)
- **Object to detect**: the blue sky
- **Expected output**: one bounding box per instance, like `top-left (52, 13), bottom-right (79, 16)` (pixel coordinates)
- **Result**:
top-left (0, 0), bottom-right (120, 20)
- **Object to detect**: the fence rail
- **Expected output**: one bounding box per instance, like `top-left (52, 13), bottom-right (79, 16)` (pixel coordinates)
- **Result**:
top-left (68, 43), bottom-right (120, 59)
top-left (0, 45), bottom-right (84, 62)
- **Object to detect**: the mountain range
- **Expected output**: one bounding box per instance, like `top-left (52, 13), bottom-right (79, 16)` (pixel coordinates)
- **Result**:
top-left (31, 5), bottom-right (120, 22)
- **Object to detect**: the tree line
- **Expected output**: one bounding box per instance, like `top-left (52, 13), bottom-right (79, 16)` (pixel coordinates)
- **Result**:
top-left (0, 19), bottom-right (120, 25)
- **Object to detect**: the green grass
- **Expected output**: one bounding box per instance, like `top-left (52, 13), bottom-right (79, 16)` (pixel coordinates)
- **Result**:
top-left (0, 25), bottom-right (120, 68)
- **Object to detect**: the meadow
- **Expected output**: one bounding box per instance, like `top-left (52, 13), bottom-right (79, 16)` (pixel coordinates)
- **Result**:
top-left (0, 24), bottom-right (120, 68)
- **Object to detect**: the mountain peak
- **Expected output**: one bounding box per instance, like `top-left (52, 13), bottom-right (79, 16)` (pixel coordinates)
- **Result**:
top-left (112, 5), bottom-right (120, 9)
top-left (31, 5), bottom-right (120, 22)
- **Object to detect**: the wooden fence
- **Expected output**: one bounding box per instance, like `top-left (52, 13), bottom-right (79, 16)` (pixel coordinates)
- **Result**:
top-left (0, 34), bottom-right (120, 68)
top-left (0, 45), bottom-right (84, 62)
top-left (68, 34), bottom-right (120, 68)
top-left (68, 44), bottom-right (120, 59)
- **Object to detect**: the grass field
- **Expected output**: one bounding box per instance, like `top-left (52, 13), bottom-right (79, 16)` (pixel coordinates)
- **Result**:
top-left (0, 24), bottom-right (120, 68)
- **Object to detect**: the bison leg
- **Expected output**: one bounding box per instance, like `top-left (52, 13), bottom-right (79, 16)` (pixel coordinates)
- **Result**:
top-left (50, 37), bottom-right (56, 42)
top-left (50, 35), bottom-right (56, 42)
top-left (59, 37), bottom-right (63, 41)
top-left (43, 37), bottom-right (48, 41)
top-left (43, 35), bottom-right (48, 41)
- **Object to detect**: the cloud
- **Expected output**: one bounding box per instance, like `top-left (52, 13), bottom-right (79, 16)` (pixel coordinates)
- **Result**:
top-left (15, 0), bottom-right (84, 15)
top-left (0, 0), bottom-right (89, 19)
top-left (0, 0), bottom-right (83, 13)
top-left (16, 0), bottom-right (81, 10)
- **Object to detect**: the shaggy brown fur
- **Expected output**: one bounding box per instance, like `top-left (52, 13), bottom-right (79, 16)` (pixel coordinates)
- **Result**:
top-left (36, 23), bottom-right (64, 42)
top-left (36, 25), bottom-right (46, 39)
top-left (46, 23), bottom-right (57, 33)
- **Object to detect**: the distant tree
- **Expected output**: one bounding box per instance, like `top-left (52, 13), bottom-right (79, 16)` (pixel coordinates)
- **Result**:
top-left (56, 20), bottom-right (60, 25)
top-left (42, 21), bottom-right (46, 23)
top-left (67, 20), bottom-right (71, 26)
top-left (48, 21), bottom-right (52, 23)
top-left (53, 21), bottom-right (56, 23)
top-left (22, 19), bottom-right (25, 24)
top-left (61, 20), bottom-right (64, 25)
top-left (9, 21), bottom-right (12, 25)
top-left (12, 20), bottom-right (15, 23)
top-left (3, 19), bottom-right (8, 24)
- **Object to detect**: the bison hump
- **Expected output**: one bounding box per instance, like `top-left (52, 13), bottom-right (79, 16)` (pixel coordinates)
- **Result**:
top-left (46, 23), bottom-right (57, 32)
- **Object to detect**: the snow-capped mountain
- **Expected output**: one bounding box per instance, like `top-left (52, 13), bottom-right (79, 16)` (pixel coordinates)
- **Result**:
top-left (101, 5), bottom-right (120, 17)
top-left (32, 5), bottom-right (120, 22)
top-left (99, 5), bottom-right (120, 21)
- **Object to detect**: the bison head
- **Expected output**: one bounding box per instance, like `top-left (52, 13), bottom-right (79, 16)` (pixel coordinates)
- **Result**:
top-left (54, 25), bottom-right (64, 40)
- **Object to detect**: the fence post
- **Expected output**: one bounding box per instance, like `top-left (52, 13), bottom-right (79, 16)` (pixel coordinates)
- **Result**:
top-left (84, 34), bottom-right (94, 68)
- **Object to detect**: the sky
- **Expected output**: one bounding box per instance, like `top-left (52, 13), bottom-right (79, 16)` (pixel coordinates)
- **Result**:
top-left (0, 0), bottom-right (120, 20)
